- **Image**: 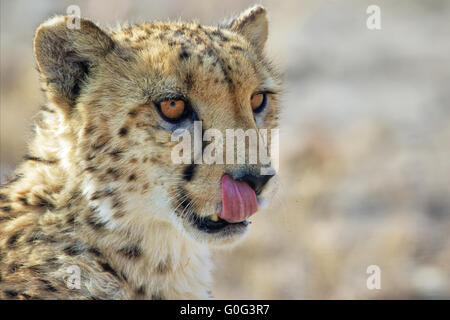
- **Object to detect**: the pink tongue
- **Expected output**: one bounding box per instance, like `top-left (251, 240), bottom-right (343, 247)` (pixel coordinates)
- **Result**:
top-left (219, 174), bottom-right (258, 223)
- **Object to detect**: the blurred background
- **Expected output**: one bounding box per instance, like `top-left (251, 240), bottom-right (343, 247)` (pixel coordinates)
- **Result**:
top-left (1, 0), bottom-right (449, 299)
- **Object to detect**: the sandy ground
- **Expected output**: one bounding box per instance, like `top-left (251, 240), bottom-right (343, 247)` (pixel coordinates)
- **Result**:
top-left (1, 0), bottom-right (449, 299)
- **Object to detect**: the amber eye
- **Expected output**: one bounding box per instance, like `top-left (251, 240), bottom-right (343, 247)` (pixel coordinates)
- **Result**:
top-left (159, 99), bottom-right (186, 120)
top-left (251, 93), bottom-right (267, 113)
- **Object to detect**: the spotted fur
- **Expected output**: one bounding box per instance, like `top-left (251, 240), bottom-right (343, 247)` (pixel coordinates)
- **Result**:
top-left (0, 6), bottom-right (281, 299)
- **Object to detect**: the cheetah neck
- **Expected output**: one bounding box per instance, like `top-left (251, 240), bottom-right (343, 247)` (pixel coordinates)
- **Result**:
top-left (77, 173), bottom-right (213, 299)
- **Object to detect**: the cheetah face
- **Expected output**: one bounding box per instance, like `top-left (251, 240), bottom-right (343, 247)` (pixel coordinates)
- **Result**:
top-left (34, 6), bottom-right (280, 246)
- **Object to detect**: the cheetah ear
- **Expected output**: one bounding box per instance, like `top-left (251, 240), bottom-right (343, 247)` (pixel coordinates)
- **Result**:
top-left (34, 15), bottom-right (114, 108)
top-left (228, 5), bottom-right (268, 53)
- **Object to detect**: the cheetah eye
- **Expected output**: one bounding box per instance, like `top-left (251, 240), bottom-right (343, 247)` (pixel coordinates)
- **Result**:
top-left (251, 93), bottom-right (267, 113)
top-left (157, 99), bottom-right (189, 123)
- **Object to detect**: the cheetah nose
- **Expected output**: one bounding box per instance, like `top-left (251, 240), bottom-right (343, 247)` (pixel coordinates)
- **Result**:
top-left (232, 172), bottom-right (274, 195)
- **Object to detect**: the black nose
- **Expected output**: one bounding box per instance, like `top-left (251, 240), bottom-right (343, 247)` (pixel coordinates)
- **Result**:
top-left (233, 172), bottom-right (274, 195)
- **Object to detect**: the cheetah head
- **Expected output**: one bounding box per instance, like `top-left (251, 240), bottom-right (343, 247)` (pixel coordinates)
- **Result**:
top-left (33, 6), bottom-right (280, 247)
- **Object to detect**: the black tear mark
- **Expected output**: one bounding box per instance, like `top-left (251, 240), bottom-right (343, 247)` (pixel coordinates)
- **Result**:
top-left (182, 164), bottom-right (196, 181)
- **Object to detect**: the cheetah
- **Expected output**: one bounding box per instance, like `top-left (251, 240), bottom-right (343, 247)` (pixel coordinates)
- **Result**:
top-left (0, 5), bottom-right (280, 299)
